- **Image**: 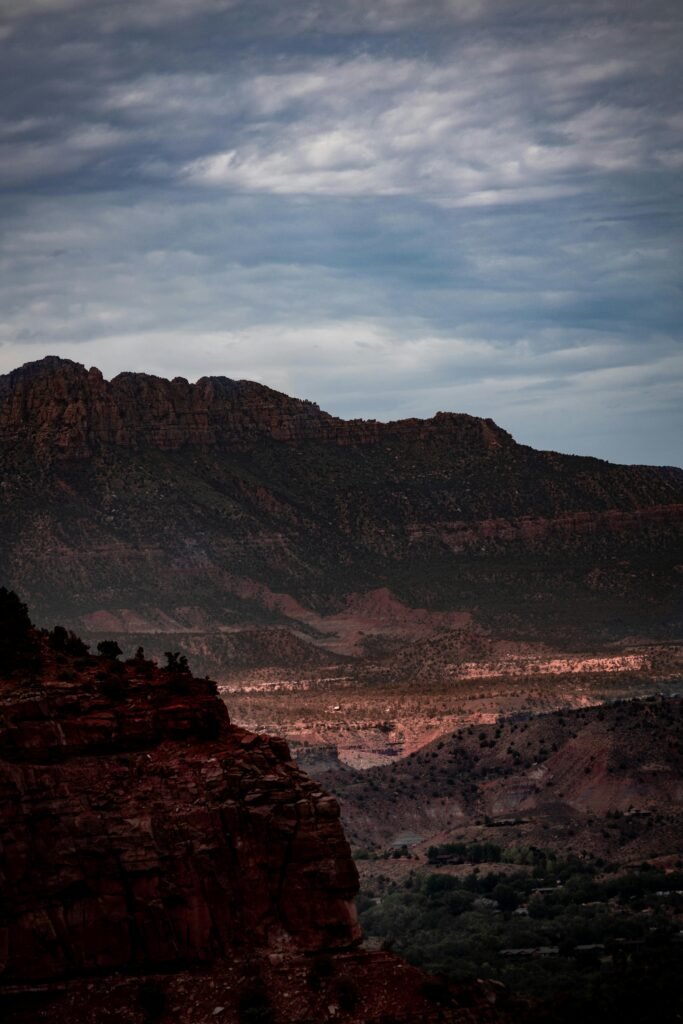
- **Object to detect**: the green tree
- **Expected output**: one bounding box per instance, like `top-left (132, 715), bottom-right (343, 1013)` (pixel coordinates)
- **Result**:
top-left (97, 640), bottom-right (122, 659)
top-left (0, 588), bottom-right (37, 673)
top-left (164, 651), bottom-right (190, 673)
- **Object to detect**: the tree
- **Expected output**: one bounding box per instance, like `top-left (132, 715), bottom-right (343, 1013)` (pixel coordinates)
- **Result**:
top-left (97, 640), bottom-right (122, 659)
top-left (49, 625), bottom-right (69, 651)
top-left (50, 625), bottom-right (89, 656)
top-left (0, 588), bottom-right (37, 673)
top-left (492, 882), bottom-right (519, 913)
top-left (164, 651), bottom-right (190, 673)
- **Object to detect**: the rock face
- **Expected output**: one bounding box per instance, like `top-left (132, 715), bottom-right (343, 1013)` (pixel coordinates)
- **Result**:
top-left (0, 355), bottom-right (511, 458)
top-left (1, 355), bottom-right (682, 661)
top-left (0, 619), bottom-right (504, 1023)
top-left (0, 643), bottom-right (360, 982)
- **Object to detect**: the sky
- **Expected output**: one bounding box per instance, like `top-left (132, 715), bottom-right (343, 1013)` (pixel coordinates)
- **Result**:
top-left (0, 1), bottom-right (681, 466)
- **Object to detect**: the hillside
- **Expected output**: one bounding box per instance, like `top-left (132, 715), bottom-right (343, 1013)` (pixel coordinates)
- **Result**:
top-left (1, 356), bottom-right (682, 668)
top-left (315, 695), bottom-right (683, 861)
top-left (310, 695), bottom-right (683, 1024)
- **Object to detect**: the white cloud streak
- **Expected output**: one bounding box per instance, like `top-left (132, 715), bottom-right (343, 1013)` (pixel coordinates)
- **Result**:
top-left (173, 45), bottom-right (675, 204)
top-left (0, 0), bottom-right (237, 31)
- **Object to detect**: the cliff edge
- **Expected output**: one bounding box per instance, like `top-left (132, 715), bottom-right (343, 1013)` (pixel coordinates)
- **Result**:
top-left (0, 594), bottom-right (503, 1023)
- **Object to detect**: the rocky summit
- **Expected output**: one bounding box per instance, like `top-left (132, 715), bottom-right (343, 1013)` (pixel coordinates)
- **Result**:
top-left (0, 599), bottom-right (503, 1023)
top-left (1, 356), bottom-right (682, 669)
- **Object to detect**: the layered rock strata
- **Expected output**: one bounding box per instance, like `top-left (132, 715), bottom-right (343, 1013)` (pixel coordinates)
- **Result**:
top-left (0, 649), bottom-right (360, 982)
top-left (0, 355), bottom-right (509, 459)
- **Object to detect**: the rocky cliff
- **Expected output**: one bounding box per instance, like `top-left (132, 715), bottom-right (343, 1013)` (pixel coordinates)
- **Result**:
top-left (0, 355), bottom-right (512, 458)
top-left (1, 356), bottom-right (682, 662)
top-left (0, 642), bottom-right (361, 984)
top-left (0, 603), bottom-right (505, 1022)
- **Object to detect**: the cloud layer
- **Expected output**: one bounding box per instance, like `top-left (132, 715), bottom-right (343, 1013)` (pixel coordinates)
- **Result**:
top-left (0, 0), bottom-right (681, 465)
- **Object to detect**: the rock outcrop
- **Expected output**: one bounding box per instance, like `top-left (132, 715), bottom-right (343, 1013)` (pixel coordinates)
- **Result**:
top-left (0, 614), bottom-right (504, 1023)
top-left (0, 355), bottom-right (511, 459)
top-left (0, 652), bottom-right (359, 982)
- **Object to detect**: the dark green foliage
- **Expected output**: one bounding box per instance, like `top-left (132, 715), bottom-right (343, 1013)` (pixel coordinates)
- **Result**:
top-left (97, 639), bottom-right (122, 659)
top-left (65, 631), bottom-right (89, 655)
top-left (164, 650), bottom-right (190, 673)
top-left (0, 587), bottom-right (31, 635)
top-left (48, 625), bottom-right (68, 650)
top-left (0, 588), bottom-right (38, 674)
top-left (360, 865), bottom-right (683, 1024)
top-left (427, 841), bottom-right (503, 865)
top-left (492, 882), bottom-right (519, 913)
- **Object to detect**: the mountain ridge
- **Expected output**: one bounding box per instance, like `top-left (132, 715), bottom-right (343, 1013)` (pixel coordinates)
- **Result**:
top-left (1, 356), bottom-right (681, 661)
top-left (0, 355), bottom-right (515, 460)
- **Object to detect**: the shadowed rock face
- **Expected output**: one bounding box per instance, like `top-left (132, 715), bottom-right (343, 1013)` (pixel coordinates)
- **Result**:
top-left (0, 642), bottom-right (360, 982)
top-left (0, 620), bottom-right (505, 1024)
top-left (1, 356), bottom-right (682, 660)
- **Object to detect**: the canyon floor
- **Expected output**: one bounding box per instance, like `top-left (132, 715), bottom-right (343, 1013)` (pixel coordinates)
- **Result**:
top-left (222, 642), bottom-right (683, 772)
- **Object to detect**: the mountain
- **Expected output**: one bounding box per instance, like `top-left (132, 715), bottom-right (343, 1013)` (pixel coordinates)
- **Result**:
top-left (0, 595), bottom-right (503, 1023)
top-left (1, 356), bottom-right (682, 668)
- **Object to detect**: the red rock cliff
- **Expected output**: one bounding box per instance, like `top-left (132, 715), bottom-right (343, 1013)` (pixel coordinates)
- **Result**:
top-left (3, 355), bottom-right (681, 655)
top-left (0, 355), bottom-right (511, 459)
top-left (0, 645), bottom-right (360, 982)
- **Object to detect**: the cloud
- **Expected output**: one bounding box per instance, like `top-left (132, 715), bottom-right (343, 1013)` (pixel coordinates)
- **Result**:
top-left (0, 124), bottom-right (135, 186)
top-left (0, 0), bottom-right (237, 32)
top-left (176, 43), bottom-right (676, 205)
top-left (0, 0), bottom-right (681, 467)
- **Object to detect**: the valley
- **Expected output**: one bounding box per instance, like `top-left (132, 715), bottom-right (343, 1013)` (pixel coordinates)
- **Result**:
top-left (222, 643), bottom-right (683, 770)
top-left (223, 655), bottom-right (683, 1024)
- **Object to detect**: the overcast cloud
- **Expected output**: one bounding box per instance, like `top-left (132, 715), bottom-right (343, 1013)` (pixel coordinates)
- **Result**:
top-left (0, 0), bottom-right (681, 465)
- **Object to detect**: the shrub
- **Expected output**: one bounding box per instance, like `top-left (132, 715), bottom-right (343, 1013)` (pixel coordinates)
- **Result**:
top-left (164, 651), bottom-right (190, 673)
top-left (97, 640), bottom-right (122, 659)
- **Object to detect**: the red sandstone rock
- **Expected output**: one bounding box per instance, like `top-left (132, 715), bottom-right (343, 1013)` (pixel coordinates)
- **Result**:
top-left (2, 355), bottom-right (681, 666)
top-left (0, 648), bottom-right (360, 983)
top-left (0, 356), bottom-right (510, 458)
top-left (0, 633), bottom-right (505, 1023)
